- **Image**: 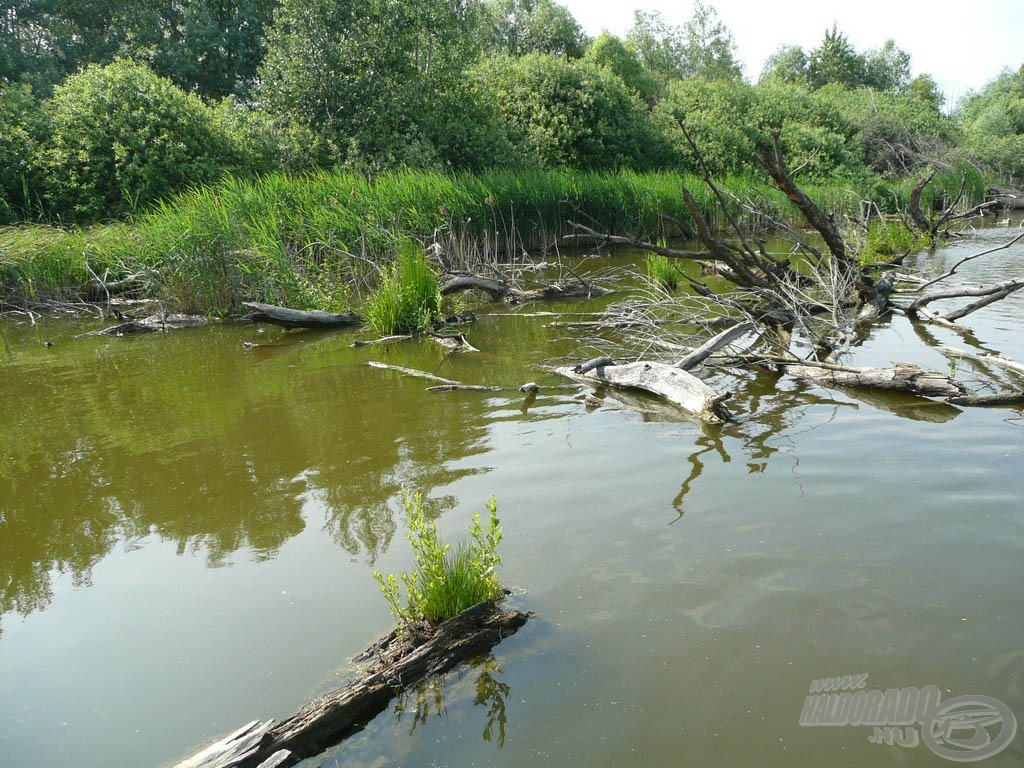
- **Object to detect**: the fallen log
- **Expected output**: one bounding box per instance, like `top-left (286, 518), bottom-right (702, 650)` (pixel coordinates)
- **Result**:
top-left (427, 332), bottom-right (479, 353)
top-left (674, 321), bottom-right (756, 371)
top-left (947, 392), bottom-right (1024, 407)
top-left (352, 335), bottom-right (412, 347)
top-left (242, 302), bottom-right (361, 329)
top-left (441, 275), bottom-right (608, 304)
top-left (90, 312), bottom-right (210, 336)
top-left (786, 361), bottom-right (969, 399)
top-left (367, 361), bottom-right (499, 392)
top-left (905, 279), bottom-right (1024, 323)
top-left (556, 359), bottom-right (733, 421)
top-left (170, 600), bottom-right (529, 768)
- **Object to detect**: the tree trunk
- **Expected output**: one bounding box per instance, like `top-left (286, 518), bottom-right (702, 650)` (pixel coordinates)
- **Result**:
top-left (557, 360), bottom-right (733, 421)
top-left (171, 601), bottom-right (529, 768)
top-left (242, 302), bottom-right (361, 329)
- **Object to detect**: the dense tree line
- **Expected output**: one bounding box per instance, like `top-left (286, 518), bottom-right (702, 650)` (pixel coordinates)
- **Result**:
top-left (0, 0), bottom-right (1019, 224)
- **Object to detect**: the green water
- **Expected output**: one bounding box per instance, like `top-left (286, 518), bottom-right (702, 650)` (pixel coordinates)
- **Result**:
top-left (1, 231), bottom-right (1022, 767)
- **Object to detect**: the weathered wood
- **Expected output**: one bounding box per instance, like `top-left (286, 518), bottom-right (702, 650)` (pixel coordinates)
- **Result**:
top-left (171, 720), bottom-right (277, 768)
top-left (441, 274), bottom-right (608, 304)
top-left (367, 360), bottom-right (459, 385)
top-left (906, 279), bottom-right (1024, 322)
top-left (856, 270), bottom-right (896, 324)
top-left (352, 334), bottom-right (412, 347)
top-left (367, 361), bottom-right (498, 392)
top-left (170, 601), bottom-right (529, 768)
top-left (427, 332), bottom-right (479, 353)
top-left (440, 275), bottom-right (511, 301)
top-left (938, 345), bottom-right (1024, 376)
top-left (242, 302), bottom-right (361, 329)
top-left (90, 312), bottom-right (210, 336)
top-left (674, 321), bottom-right (756, 371)
top-left (572, 356), bottom-right (614, 374)
top-left (423, 384), bottom-right (491, 393)
top-left (948, 392), bottom-right (1024, 407)
top-left (556, 360), bottom-right (733, 421)
top-left (786, 361), bottom-right (969, 399)
top-left (247, 602), bottom-right (528, 767)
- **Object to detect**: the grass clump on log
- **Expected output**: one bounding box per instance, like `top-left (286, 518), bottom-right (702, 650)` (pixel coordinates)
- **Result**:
top-left (374, 491), bottom-right (503, 626)
top-left (645, 253), bottom-right (680, 291)
top-left (363, 243), bottom-right (443, 335)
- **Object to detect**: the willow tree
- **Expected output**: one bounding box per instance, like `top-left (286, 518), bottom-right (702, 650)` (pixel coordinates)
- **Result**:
top-left (258, 0), bottom-right (483, 167)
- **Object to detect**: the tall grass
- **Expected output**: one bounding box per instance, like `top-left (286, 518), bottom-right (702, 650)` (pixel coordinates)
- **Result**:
top-left (363, 243), bottom-right (442, 335)
top-left (374, 491), bottom-right (503, 626)
top-left (0, 168), bottom-right (890, 313)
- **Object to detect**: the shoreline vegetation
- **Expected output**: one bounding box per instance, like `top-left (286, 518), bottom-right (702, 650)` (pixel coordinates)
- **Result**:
top-left (0, 167), bottom-right (958, 318)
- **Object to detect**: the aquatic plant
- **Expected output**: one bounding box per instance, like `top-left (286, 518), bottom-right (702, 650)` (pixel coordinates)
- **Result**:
top-left (362, 243), bottom-right (443, 335)
top-left (645, 253), bottom-right (680, 290)
top-left (374, 491), bottom-right (503, 626)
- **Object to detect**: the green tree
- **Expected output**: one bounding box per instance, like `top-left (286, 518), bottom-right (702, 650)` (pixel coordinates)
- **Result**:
top-left (151, 0), bottom-right (278, 99)
top-left (583, 31), bottom-right (657, 105)
top-left (807, 25), bottom-right (866, 90)
top-left (863, 39), bottom-right (911, 92)
top-left (259, 0), bottom-right (481, 168)
top-left (472, 53), bottom-right (675, 169)
top-left (0, 82), bottom-right (49, 221)
top-left (626, 10), bottom-right (687, 84)
top-left (680, 0), bottom-right (742, 82)
top-left (760, 45), bottom-right (808, 85)
top-left (958, 66), bottom-right (1024, 182)
top-left (481, 0), bottom-right (587, 58)
top-left (41, 60), bottom-right (237, 222)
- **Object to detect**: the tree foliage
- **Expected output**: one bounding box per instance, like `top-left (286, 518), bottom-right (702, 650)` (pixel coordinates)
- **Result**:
top-left (41, 60), bottom-right (238, 221)
top-left (259, 0), bottom-right (481, 169)
top-left (958, 66), bottom-right (1024, 182)
top-left (472, 53), bottom-right (675, 170)
top-left (0, 82), bottom-right (49, 220)
top-left (480, 0), bottom-right (587, 58)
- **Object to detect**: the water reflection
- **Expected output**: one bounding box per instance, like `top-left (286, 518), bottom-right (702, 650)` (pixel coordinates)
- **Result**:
top-left (392, 654), bottom-right (511, 747)
top-left (0, 323), bottom-right (491, 631)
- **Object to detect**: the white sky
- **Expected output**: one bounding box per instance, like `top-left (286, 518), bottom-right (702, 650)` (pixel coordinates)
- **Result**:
top-left (560, 0), bottom-right (1024, 106)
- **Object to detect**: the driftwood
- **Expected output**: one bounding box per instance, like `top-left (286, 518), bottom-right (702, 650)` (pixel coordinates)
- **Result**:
top-left (242, 302), bottom-right (361, 329)
top-left (556, 359), bottom-right (733, 421)
top-left (674, 321), bottom-right (756, 371)
top-left (90, 312), bottom-right (210, 336)
top-left (441, 275), bottom-right (608, 304)
top-left (785, 361), bottom-right (969, 399)
top-left (171, 600), bottom-right (529, 768)
top-left (905, 279), bottom-right (1024, 323)
top-left (856, 270), bottom-right (896, 324)
top-left (948, 392), bottom-right (1024, 407)
top-left (352, 335), bottom-right (412, 347)
top-left (427, 332), bottom-right (479, 353)
top-left (85, 270), bottom-right (154, 301)
top-left (367, 361), bottom-right (500, 392)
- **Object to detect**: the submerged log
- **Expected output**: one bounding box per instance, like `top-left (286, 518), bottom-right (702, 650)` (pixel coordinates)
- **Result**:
top-left (441, 275), bottom-right (608, 304)
top-left (171, 601), bottom-right (529, 768)
top-left (556, 359), bottom-right (733, 421)
top-left (786, 361), bottom-right (969, 399)
top-left (242, 302), bottom-right (361, 329)
top-left (90, 312), bottom-right (210, 336)
top-left (367, 361), bottom-right (500, 392)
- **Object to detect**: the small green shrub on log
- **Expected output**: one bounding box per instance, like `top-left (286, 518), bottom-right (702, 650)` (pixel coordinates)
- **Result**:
top-left (363, 244), bottom-right (442, 335)
top-left (374, 491), bottom-right (503, 626)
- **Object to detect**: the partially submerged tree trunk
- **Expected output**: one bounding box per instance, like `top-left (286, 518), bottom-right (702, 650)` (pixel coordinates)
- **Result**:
top-left (242, 302), bottom-right (361, 329)
top-left (441, 275), bottom-right (609, 304)
top-left (171, 600), bottom-right (529, 768)
top-left (90, 312), bottom-right (210, 336)
top-left (556, 359), bottom-right (733, 421)
top-left (784, 361), bottom-right (968, 399)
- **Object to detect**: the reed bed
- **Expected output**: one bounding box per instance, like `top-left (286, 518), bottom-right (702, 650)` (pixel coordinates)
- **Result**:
top-left (0, 169), bottom-right (879, 314)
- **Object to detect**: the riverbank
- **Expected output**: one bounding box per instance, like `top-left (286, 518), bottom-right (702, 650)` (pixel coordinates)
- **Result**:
top-left (0, 168), bottom-right (897, 316)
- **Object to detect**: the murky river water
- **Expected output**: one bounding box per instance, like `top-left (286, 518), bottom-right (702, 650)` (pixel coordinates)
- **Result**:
top-left (1, 226), bottom-right (1022, 767)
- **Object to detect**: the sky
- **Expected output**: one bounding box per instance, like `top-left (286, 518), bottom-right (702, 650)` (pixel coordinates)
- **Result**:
top-left (559, 0), bottom-right (1024, 107)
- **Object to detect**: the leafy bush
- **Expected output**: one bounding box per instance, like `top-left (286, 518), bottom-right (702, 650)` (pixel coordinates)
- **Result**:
top-left (363, 244), bottom-right (443, 335)
top-left (0, 83), bottom-right (49, 222)
top-left (374, 491), bottom-right (503, 626)
top-left (471, 53), bottom-right (676, 170)
top-left (41, 59), bottom-right (238, 222)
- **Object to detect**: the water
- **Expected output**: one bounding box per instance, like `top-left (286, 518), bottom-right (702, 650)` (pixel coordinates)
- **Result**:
top-left (1, 226), bottom-right (1022, 767)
